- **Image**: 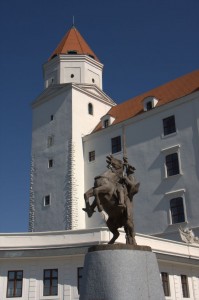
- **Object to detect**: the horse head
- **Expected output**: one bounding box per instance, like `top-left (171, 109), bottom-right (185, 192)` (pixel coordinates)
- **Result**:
top-left (106, 155), bottom-right (123, 171)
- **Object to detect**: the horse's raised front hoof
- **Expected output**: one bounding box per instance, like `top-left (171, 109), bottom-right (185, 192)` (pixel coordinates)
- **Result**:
top-left (82, 207), bottom-right (94, 218)
top-left (97, 205), bottom-right (103, 213)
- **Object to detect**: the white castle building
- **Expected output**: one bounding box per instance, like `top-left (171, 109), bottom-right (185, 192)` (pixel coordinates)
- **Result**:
top-left (0, 26), bottom-right (198, 300)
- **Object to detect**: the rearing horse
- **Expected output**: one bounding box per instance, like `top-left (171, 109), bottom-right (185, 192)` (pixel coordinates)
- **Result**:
top-left (83, 155), bottom-right (140, 245)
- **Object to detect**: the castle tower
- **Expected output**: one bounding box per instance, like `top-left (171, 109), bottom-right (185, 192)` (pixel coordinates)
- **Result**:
top-left (29, 26), bottom-right (116, 232)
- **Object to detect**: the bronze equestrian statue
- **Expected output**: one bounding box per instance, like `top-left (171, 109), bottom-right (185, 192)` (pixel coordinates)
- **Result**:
top-left (83, 155), bottom-right (140, 245)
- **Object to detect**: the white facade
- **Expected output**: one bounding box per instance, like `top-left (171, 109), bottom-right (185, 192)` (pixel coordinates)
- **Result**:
top-left (29, 81), bottom-right (115, 232)
top-left (83, 90), bottom-right (199, 240)
top-left (0, 229), bottom-right (198, 300)
top-left (29, 25), bottom-right (199, 242)
top-left (43, 55), bottom-right (103, 89)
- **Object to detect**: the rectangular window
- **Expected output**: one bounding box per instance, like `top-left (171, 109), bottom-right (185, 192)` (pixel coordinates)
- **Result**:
top-left (181, 275), bottom-right (189, 298)
top-left (111, 136), bottom-right (121, 154)
top-left (44, 195), bottom-right (51, 206)
top-left (7, 270), bottom-right (23, 298)
top-left (43, 269), bottom-right (58, 296)
top-left (50, 115), bottom-right (54, 121)
top-left (89, 151), bottom-right (95, 162)
top-left (161, 272), bottom-right (170, 296)
top-left (47, 135), bottom-right (54, 147)
top-left (77, 267), bottom-right (83, 295)
top-left (104, 119), bottom-right (109, 128)
top-left (165, 153), bottom-right (179, 176)
top-left (48, 159), bottom-right (53, 168)
top-left (170, 197), bottom-right (185, 224)
top-left (163, 115), bottom-right (176, 136)
top-left (146, 101), bottom-right (153, 111)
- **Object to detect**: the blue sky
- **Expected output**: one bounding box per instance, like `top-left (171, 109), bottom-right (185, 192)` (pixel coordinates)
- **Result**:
top-left (0, 0), bottom-right (198, 232)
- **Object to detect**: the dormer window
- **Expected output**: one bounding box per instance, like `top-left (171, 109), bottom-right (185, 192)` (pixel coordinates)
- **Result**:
top-left (143, 96), bottom-right (159, 111)
top-left (104, 119), bottom-right (109, 128)
top-left (146, 101), bottom-right (153, 111)
top-left (101, 114), bottom-right (115, 128)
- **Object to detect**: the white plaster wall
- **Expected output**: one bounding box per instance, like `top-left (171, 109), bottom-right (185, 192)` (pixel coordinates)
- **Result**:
top-left (43, 55), bottom-right (103, 88)
top-left (31, 90), bottom-right (73, 231)
top-left (31, 84), bottom-right (113, 231)
top-left (159, 261), bottom-right (199, 300)
top-left (0, 230), bottom-right (198, 299)
top-left (0, 252), bottom-right (198, 300)
top-left (71, 88), bottom-right (114, 229)
top-left (83, 93), bottom-right (199, 237)
top-left (43, 60), bottom-right (60, 88)
top-left (0, 255), bottom-right (84, 300)
top-left (59, 57), bottom-right (103, 88)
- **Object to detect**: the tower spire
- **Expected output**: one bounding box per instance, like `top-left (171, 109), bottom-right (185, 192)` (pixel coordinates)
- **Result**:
top-left (48, 26), bottom-right (100, 61)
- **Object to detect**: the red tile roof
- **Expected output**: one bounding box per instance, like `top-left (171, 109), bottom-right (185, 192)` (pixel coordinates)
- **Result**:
top-left (94, 69), bottom-right (199, 132)
top-left (49, 26), bottom-right (99, 62)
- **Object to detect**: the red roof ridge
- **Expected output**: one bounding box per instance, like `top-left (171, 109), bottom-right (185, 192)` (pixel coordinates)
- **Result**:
top-left (93, 69), bottom-right (199, 132)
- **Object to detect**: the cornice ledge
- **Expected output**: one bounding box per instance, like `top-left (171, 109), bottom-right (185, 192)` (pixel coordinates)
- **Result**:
top-left (32, 84), bottom-right (72, 108)
top-left (72, 83), bottom-right (116, 106)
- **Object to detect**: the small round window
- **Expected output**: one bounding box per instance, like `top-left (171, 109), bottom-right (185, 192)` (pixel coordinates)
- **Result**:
top-left (71, 74), bottom-right (74, 78)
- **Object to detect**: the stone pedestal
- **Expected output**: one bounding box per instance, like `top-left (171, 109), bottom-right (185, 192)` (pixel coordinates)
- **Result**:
top-left (80, 244), bottom-right (165, 300)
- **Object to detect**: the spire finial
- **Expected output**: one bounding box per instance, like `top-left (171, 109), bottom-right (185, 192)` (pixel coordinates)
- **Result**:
top-left (72, 16), bottom-right (75, 27)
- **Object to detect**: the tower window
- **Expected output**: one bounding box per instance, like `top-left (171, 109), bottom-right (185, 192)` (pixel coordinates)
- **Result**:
top-left (165, 153), bottom-right (180, 176)
top-left (163, 115), bottom-right (176, 135)
top-left (68, 50), bottom-right (77, 54)
top-left (89, 151), bottom-right (95, 162)
top-left (88, 103), bottom-right (93, 115)
top-left (170, 197), bottom-right (185, 224)
top-left (71, 74), bottom-right (74, 78)
top-left (111, 136), bottom-right (121, 154)
top-left (181, 275), bottom-right (189, 298)
top-left (50, 115), bottom-right (54, 121)
top-left (92, 78), bottom-right (95, 83)
top-left (161, 272), bottom-right (170, 296)
top-left (88, 54), bottom-right (95, 59)
top-left (47, 135), bottom-right (54, 147)
top-left (48, 159), bottom-right (53, 168)
top-left (7, 271), bottom-right (23, 297)
top-left (44, 195), bottom-right (51, 206)
top-left (43, 269), bottom-right (58, 296)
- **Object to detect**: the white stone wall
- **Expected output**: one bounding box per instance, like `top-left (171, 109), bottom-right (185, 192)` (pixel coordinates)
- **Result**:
top-left (0, 254), bottom-right (198, 300)
top-left (0, 230), bottom-right (198, 299)
top-left (71, 88), bottom-right (115, 229)
top-left (43, 55), bottom-right (103, 89)
top-left (31, 89), bottom-right (73, 231)
top-left (159, 262), bottom-right (199, 300)
top-left (0, 256), bottom-right (84, 300)
top-left (30, 83), bottom-right (114, 231)
top-left (83, 92), bottom-right (199, 238)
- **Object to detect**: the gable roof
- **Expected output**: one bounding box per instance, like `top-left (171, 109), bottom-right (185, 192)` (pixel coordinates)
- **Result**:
top-left (49, 26), bottom-right (99, 62)
top-left (93, 69), bottom-right (199, 132)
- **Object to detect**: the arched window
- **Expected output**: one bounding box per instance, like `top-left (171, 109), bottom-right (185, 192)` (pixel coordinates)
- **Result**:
top-left (170, 197), bottom-right (185, 224)
top-left (88, 103), bottom-right (93, 115)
